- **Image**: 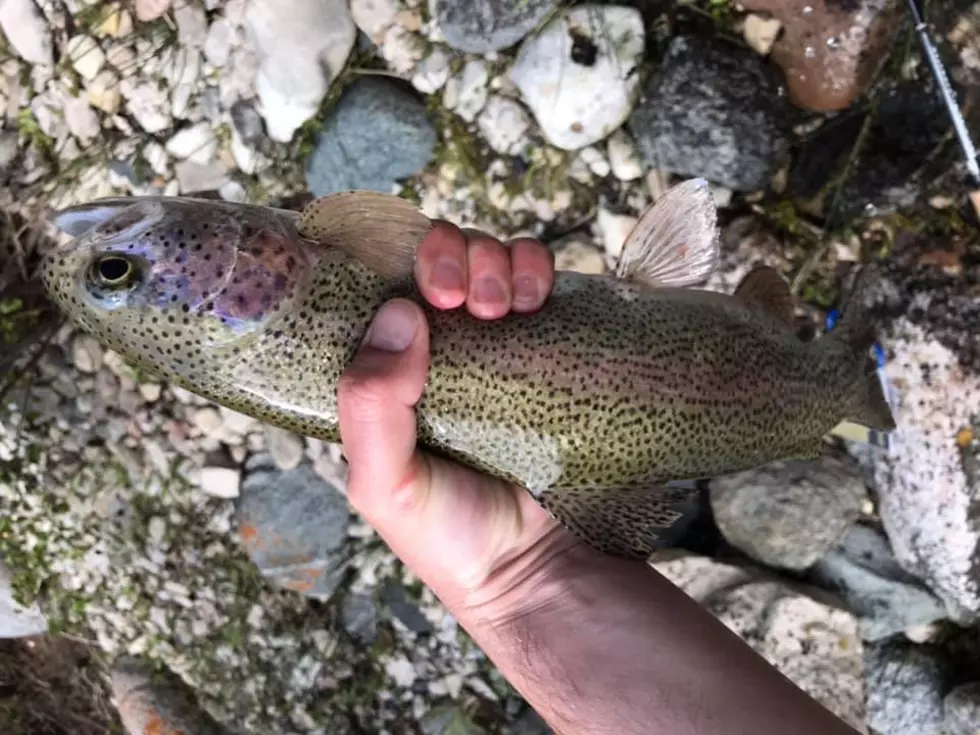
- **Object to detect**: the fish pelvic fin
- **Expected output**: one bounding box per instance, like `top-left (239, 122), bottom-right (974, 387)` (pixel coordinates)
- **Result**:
top-left (828, 265), bottom-right (897, 432)
top-left (535, 483), bottom-right (700, 559)
top-left (615, 178), bottom-right (719, 289)
top-left (297, 190), bottom-right (433, 280)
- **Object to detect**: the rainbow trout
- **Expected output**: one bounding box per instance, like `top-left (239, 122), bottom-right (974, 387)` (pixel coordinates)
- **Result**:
top-left (41, 180), bottom-right (895, 557)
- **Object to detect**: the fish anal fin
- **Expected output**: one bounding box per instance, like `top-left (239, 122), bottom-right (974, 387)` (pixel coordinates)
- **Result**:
top-left (536, 483), bottom-right (700, 559)
top-left (296, 191), bottom-right (432, 280)
top-left (734, 266), bottom-right (796, 327)
top-left (615, 178), bottom-right (719, 289)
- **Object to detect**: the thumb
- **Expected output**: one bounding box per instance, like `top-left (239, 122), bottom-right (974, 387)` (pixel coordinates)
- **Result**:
top-left (337, 298), bottom-right (432, 523)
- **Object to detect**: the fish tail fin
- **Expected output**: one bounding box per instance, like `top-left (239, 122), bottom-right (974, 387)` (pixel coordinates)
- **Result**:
top-left (827, 264), bottom-right (896, 432)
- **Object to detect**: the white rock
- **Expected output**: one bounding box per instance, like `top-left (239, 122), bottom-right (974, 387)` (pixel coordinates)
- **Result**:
top-left (450, 59), bottom-right (489, 123)
top-left (134, 0), bottom-right (170, 21)
top-left (231, 129), bottom-right (257, 174)
top-left (580, 146), bottom-right (610, 177)
top-left (219, 180), bottom-right (247, 203)
top-left (72, 334), bottom-right (103, 373)
top-left (246, 0), bottom-right (356, 142)
top-left (165, 47), bottom-right (201, 120)
top-left (63, 96), bottom-right (101, 142)
top-left (350, 0), bottom-right (399, 42)
top-left (191, 406), bottom-right (224, 435)
top-left (0, 560), bottom-right (48, 638)
top-left (509, 5), bottom-right (645, 150)
top-left (204, 18), bottom-right (232, 66)
top-left (385, 654), bottom-right (417, 688)
top-left (0, 0), bottom-right (52, 65)
top-left (381, 24), bottom-right (424, 74)
top-left (265, 425), bottom-right (305, 470)
top-left (166, 122), bottom-right (218, 164)
top-left (477, 96), bottom-right (530, 155)
top-left (554, 234), bottom-right (606, 275)
top-left (147, 516), bottom-right (166, 546)
top-left (743, 14), bottom-right (783, 56)
top-left (595, 207), bottom-right (637, 261)
top-left (138, 383), bottom-right (162, 402)
top-left (66, 35), bottom-right (106, 81)
top-left (174, 1), bottom-right (208, 48)
top-left (142, 141), bottom-right (169, 175)
top-left (86, 70), bottom-right (122, 114)
top-left (411, 47), bottom-right (451, 94)
top-left (606, 128), bottom-right (643, 181)
top-left (120, 79), bottom-right (171, 133)
top-left (199, 466), bottom-right (241, 499)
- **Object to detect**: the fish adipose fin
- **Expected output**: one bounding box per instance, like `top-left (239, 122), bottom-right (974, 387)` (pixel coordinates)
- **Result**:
top-left (826, 265), bottom-right (897, 432)
top-left (536, 484), bottom-right (700, 559)
top-left (297, 191), bottom-right (433, 280)
top-left (616, 178), bottom-right (720, 289)
top-left (734, 266), bottom-right (796, 327)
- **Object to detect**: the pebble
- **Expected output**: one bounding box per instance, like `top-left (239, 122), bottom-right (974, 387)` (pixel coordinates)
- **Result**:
top-left (477, 96), bottom-right (530, 155)
top-left (350, 0), bottom-right (399, 43)
top-left (810, 524), bottom-right (949, 641)
top-left (742, 14), bottom-right (783, 56)
top-left (230, 100), bottom-right (265, 144)
top-left (165, 122), bottom-right (218, 165)
top-left (134, 0), bottom-right (171, 22)
top-left (174, 160), bottom-right (229, 194)
top-left (553, 233), bottom-right (606, 275)
top-left (606, 129), bottom-right (643, 181)
top-left (247, 0), bottom-right (356, 142)
top-left (629, 34), bottom-right (789, 191)
top-left (72, 334), bottom-right (104, 374)
top-left (199, 466), bottom-right (241, 499)
top-left (447, 59), bottom-right (489, 123)
top-left (63, 95), bottom-right (101, 142)
top-left (0, 0), bottom-right (53, 65)
top-left (67, 35), bottom-right (107, 81)
top-left (740, 0), bottom-right (904, 111)
top-left (238, 454), bottom-right (351, 600)
top-left (119, 79), bottom-right (171, 133)
top-left (709, 455), bottom-right (868, 571)
top-left (265, 425), bottom-right (305, 471)
top-left (138, 383), bottom-right (162, 403)
top-left (191, 407), bottom-right (224, 436)
top-left (579, 146), bottom-right (610, 178)
top-left (944, 682), bottom-right (980, 735)
top-left (434, 0), bottom-right (558, 54)
top-left (174, 1), bottom-right (208, 48)
top-left (203, 18), bottom-right (232, 67)
top-left (86, 70), bottom-right (123, 114)
top-left (509, 5), bottom-right (645, 150)
top-left (342, 592), bottom-right (378, 643)
top-left (411, 47), bottom-right (451, 94)
top-left (595, 208), bottom-right (637, 261)
top-left (0, 131), bottom-right (17, 173)
top-left (865, 638), bottom-right (946, 735)
top-left (305, 77), bottom-right (436, 197)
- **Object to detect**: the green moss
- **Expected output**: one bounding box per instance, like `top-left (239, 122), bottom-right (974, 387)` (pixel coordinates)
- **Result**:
top-left (16, 108), bottom-right (53, 156)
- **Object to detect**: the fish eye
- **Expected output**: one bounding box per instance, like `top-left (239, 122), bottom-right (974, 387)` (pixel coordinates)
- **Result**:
top-left (89, 254), bottom-right (136, 288)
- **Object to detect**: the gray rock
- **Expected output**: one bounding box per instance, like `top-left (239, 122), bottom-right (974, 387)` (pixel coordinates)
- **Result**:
top-left (944, 682), bottom-right (980, 735)
top-left (865, 639), bottom-right (945, 735)
top-left (237, 453), bottom-right (351, 601)
top-left (305, 77), bottom-right (436, 197)
top-left (0, 559), bottom-right (47, 638)
top-left (230, 99), bottom-right (265, 144)
top-left (810, 524), bottom-right (948, 641)
top-left (431, 0), bottom-right (559, 54)
top-left (383, 583), bottom-right (432, 634)
top-left (628, 34), bottom-right (790, 191)
top-left (709, 455), bottom-right (867, 571)
top-left (341, 592), bottom-right (378, 643)
top-left (506, 709), bottom-right (551, 734)
top-left (0, 130), bottom-right (18, 173)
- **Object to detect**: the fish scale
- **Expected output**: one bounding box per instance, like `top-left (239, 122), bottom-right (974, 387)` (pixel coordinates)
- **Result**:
top-left (41, 180), bottom-right (896, 559)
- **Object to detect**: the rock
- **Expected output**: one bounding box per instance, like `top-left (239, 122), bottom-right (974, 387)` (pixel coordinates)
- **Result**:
top-left (709, 455), bottom-right (867, 571)
top-left (305, 77), bottom-right (436, 197)
top-left (606, 129), bottom-right (642, 181)
top-left (134, 0), bottom-right (171, 22)
top-left (246, 0), bottom-right (356, 142)
top-left (743, 14), bottom-right (782, 56)
top-left (477, 95), bottom-right (530, 155)
top-left (0, 131), bottom-right (18, 173)
top-left (66, 35), bottom-right (107, 81)
top-left (230, 99), bottom-right (264, 144)
top-left (507, 710), bottom-right (551, 735)
top-left (945, 682), bottom-right (980, 735)
top-left (739, 0), bottom-right (904, 112)
top-left (175, 160), bottom-right (229, 193)
top-left (71, 334), bottom-right (104, 374)
top-left (0, 559), bottom-right (48, 638)
top-left (864, 639), bottom-right (945, 735)
top-left (628, 34), bottom-right (789, 191)
top-left (120, 79), bottom-right (171, 133)
top-left (552, 233), bottom-right (605, 275)
top-left (446, 59), bottom-right (489, 123)
top-left (110, 657), bottom-right (225, 735)
top-left (174, 1), bottom-right (208, 48)
top-left (411, 47), bottom-right (451, 94)
top-left (351, 0), bottom-right (399, 43)
top-left (383, 582), bottom-right (432, 634)
top-left (199, 466), bottom-right (241, 499)
top-left (342, 592), bottom-right (378, 642)
top-left (0, 0), bottom-right (52, 65)
top-left (787, 82), bottom-right (953, 219)
top-left (652, 551), bottom-right (866, 730)
top-left (264, 425), bottom-right (305, 471)
top-left (86, 70), bottom-right (123, 114)
top-left (63, 96), bottom-right (101, 142)
top-left (432, 0), bottom-right (559, 54)
top-left (809, 524), bottom-right (949, 641)
top-left (237, 454), bottom-right (351, 600)
top-left (204, 17), bottom-right (232, 66)
top-left (595, 208), bottom-right (636, 261)
top-left (509, 5), bottom-right (645, 150)
top-left (165, 122), bottom-right (218, 164)
top-left (166, 46), bottom-right (202, 120)
top-left (420, 705), bottom-right (485, 734)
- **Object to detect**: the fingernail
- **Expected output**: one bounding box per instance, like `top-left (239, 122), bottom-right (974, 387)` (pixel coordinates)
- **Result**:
top-left (473, 275), bottom-right (506, 305)
top-left (431, 257), bottom-right (464, 292)
top-left (366, 300), bottom-right (419, 352)
top-left (512, 274), bottom-right (540, 309)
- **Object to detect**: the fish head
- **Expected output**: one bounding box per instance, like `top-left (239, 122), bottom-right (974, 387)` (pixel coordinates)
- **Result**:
top-left (42, 195), bottom-right (313, 385)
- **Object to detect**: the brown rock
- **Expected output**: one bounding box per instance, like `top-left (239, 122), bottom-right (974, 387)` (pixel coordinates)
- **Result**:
top-left (739, 0), bottom-right (904, 111)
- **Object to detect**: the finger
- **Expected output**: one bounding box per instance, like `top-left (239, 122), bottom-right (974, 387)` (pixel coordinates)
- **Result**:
top-left (414, 220), bottom-right (468, 310)
top-left (465, 233), bottom-right (513, 320)
top-left (337, 299), bottom-right (432, 522)
top-left (507, 238), bottom-right (555, 313)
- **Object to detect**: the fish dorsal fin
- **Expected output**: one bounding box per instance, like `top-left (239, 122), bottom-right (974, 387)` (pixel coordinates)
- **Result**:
top-left (734, 266), bottom-right (796, 326)
top-left (615, 178), bottom-right (719, 288)
top-left (297, 191), bottom-right (432, 280)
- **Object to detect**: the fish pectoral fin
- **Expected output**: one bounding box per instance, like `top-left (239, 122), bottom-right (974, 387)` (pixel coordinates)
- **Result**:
top-left (733, 265), bottom-right (796, 327)
top-left (536, 483), bottom-right (700, 559)
top-left (296, 190), bottom-right (433, 280)
top-left (615, 178), bottom-right (719, 289)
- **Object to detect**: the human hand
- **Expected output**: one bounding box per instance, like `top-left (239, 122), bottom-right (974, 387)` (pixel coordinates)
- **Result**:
top-left (336, 221), bottom-right (580, 620)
